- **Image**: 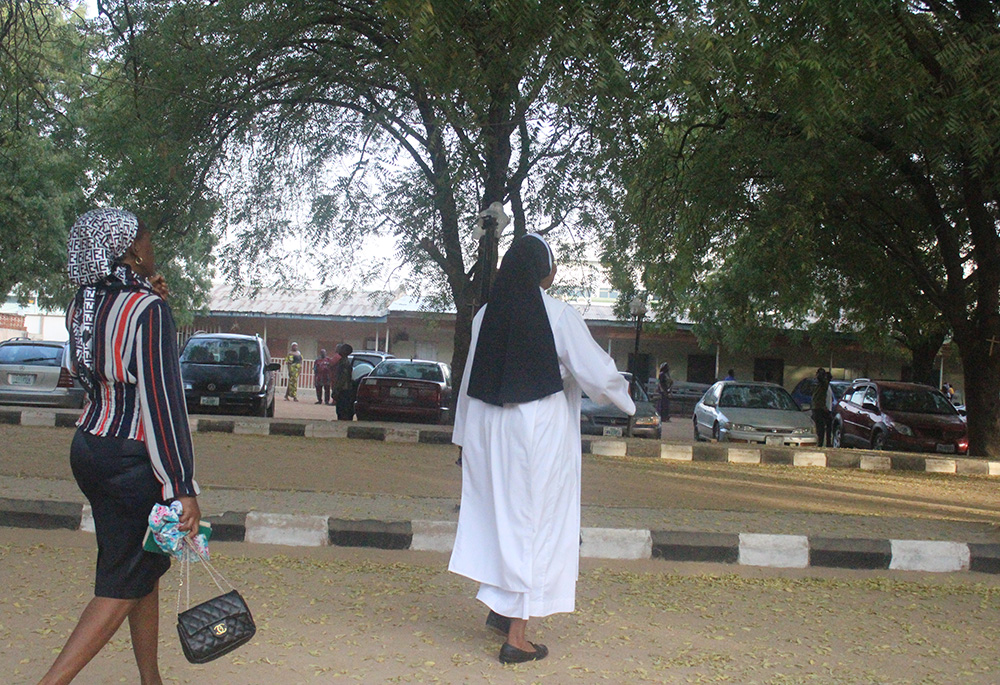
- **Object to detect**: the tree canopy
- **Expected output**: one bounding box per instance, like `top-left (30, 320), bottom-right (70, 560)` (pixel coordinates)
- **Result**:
top-left (604, 0), bottom-right (1000, 454)
top-left (91, 0), bottom-right (656, 384)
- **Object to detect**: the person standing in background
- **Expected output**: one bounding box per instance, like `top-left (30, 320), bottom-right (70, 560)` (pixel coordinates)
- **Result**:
top-left (657, 362), bottom-right (673, 422)
top-left (313, 349), bottom-right (334, 405)
top-left (811, 368), bottom-right (832, 447)
top-left (284, 342), bottom-right (302, 401)
top-left (333, 343), bottom-right (355, 420)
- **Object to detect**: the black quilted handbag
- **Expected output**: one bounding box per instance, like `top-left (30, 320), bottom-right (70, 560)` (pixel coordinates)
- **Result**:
top-left (175, 540), bottom-right (256, 664)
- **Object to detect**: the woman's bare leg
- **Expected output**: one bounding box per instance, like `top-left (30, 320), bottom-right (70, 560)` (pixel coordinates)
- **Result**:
top-left (38, 595), bottom-right (138, 685)
top-left (128, 584), bottom-right (163, 685)
top-left (506, 618), bottom-right (536, 651)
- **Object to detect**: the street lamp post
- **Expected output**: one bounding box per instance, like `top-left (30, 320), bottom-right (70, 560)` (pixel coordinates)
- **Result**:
top-left (473, 201), bottom-right (510, 309)
top-left (628, 294), bottom-right (647, 439)
top-left (629, 294), bottom-right (647, 380)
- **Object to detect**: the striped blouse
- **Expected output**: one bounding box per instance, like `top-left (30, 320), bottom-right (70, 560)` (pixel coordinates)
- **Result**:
top-left (68, 285), bottom-right (199, 500)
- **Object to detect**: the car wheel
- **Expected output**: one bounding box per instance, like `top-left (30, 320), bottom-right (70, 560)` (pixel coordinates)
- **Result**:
top-left (872, 430), bottom-right (887, 450)
top-left (693, 419), bottom-right (704, 442)
top-left (832, 422), bottom-right (843, 448)
top-left (256, 398), bottom-right (269, 417)
top-left (266, 398), bottom-right (275, 418)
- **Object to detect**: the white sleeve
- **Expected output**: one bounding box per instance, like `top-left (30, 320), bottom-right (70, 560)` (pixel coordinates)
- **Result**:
top-left (551, 303), bottom-right (635, 416)
top-left (452, 307), bottom-right (486, 447)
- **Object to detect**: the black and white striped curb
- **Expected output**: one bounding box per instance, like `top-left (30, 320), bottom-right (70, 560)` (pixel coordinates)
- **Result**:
top-left (5, 408), bottom-right (999, 477)
top-left (3, 498), bottom-right (998, 575)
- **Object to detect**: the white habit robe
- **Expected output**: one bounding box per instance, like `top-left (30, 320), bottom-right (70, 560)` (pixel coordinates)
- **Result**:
top-left (449, 290), bottom-right (635, 619)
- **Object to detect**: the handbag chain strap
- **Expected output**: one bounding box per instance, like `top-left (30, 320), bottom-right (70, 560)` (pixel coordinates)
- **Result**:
top-left (176, 536), bottom-right (237, 614)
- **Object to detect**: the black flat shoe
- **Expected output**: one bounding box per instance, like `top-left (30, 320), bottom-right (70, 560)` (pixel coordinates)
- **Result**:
top-left (499, 642), bottom-right (548, 664)
top-left (485, 610), bottom-right (511, 635)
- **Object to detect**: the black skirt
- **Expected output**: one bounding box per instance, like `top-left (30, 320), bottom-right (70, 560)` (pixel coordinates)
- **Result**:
top-left (71, 429), bottom-right (171, 599)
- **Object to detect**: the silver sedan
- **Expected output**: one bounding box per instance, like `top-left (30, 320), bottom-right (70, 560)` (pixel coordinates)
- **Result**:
top-left (693, 381), bottom-right (817, 446)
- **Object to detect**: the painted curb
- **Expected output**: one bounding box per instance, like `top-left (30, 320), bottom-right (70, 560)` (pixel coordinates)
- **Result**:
top-left (9, 408), bottom-right (998, 478)
top-left (1, 498), bottom-right (995, 575)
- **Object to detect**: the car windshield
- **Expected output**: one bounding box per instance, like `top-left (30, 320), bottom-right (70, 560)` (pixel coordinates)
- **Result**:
top-left (881, 388), bottom-right (956, 415)
top-left (372, 361), bottom-right (443, 382)
top-left (181, 338), bottom-right (259, 367)
top-left (719, 384), bottom-right (799, 411)
top-left (0, 344), bottom-right (62, 366)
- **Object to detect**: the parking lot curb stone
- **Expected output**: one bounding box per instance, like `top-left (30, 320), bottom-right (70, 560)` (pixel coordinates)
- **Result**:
top-left (2, 497), bottom-right (997, 575)
top-left (12, 408), bottom-right (997, 479)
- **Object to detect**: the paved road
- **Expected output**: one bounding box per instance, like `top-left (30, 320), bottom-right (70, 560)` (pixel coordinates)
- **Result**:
top-left (3, 527), bottom-right (998, 684)
top-left (4, 422), bottom-right (1000, 543)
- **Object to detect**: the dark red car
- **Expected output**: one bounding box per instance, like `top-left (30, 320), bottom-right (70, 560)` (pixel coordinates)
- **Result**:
top-left (832, 380), bottom-right (968, 454)
top-left (354, 359), bottom-right (452, 424)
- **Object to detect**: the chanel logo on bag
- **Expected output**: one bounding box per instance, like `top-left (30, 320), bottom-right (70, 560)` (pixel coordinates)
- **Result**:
top-left (211, 622), bottom-right (228, 636)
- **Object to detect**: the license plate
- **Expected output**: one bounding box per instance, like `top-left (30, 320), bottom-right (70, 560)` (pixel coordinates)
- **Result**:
top-left (200, 396), bottom-right (220, 406)
top-left (603, 426), bottom-right (624, 437)
top-left (389, 387), bottom-right (410, 398)
top-left (8, 374), bottom-right (35, 386)
top-left (765, 435), bottom-right (784, 446)
top-left (935, 443), bottom-right (956, 454)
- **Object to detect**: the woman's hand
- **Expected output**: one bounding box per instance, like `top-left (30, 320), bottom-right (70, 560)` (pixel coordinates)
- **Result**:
top-left (150, 273), bottom-right (170, 300)
top-left (175, 495), bottom-right (201, 537)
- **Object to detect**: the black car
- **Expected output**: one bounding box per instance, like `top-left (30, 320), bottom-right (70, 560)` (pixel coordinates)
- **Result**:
top-left (581, 372), bottom-right (661, 439)
top-left (0, 339), bottom-right (85, 409)
top-left (180, 333), bottom-right (280, 417)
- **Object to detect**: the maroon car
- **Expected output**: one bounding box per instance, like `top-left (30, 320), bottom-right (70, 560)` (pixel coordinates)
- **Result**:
top-left (354, 359), bottom-right (452, 424)
top-left (832, 380), bottom-right (968, 454)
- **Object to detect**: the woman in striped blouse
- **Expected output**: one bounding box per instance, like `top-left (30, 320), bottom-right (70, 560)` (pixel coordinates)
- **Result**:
top-left (40, 209), bottom-right (200, 685)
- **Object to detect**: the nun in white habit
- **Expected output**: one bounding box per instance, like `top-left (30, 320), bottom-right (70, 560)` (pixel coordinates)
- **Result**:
top-left (449, 233), bottom-right (635, 664)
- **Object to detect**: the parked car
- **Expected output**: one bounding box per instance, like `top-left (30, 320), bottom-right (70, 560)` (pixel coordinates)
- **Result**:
top-left (179, 333), bottom-right (280, 417)
top-left (832, 379), bottom-right (968, 454)
top-left (789, 377), bottom-right (852, 411)
top-left (693, 381), bottom-right (818, 445)
top-left (0, 338), bottom-right (85, 409)
top-left (581, 372), bottom-right (661, 439)
top-left (347, 350), bottom-right (395, 385)
top-left (354, 359), bottom-right (452, 424)
top-left (667, 381), bottom-right (713, 417)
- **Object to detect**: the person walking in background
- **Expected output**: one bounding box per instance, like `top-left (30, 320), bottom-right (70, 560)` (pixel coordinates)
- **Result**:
top-left (313, 348), bottom-right (334, 405)
top-left (284, 342), bottom-right (303, 401)
top-left (724, 369), bottom-right (735, 381)
top-left (333, 343), bottom-right (355, 420)
top-left (657, 362), bottom-right (673, 422)
top-left (40, 209), bottom-right (200, 685)
top-left (449, 234), bottom-right (635, 664)
top-left (811, 368), bottom-right (833, 447)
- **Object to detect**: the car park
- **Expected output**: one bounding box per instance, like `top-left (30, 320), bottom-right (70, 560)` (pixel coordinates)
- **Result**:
top-left (789, 377), bottom-right (852, 411)
top-left (0, 339), bottom-right (85, 409)
top-left (581, 372), bottom-right (661, 439)
top-left (693, 380), bottom-right (817, 445)
top-left (179, 333), bottom-right (280, 417)
top-left (832, 379), bottom-right (968, 454)
top-left (354, 359), bottom-right (452, 424)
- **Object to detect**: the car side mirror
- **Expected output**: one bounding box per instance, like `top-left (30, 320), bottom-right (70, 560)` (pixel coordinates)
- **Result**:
top-left (266, 362), bottom-right (281, 372)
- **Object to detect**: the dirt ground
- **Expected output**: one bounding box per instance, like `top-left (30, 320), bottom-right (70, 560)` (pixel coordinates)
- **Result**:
top-left (3, 527), bottom-right (1000, 684)
top-left (4, 424), bottom-right (1000, 528)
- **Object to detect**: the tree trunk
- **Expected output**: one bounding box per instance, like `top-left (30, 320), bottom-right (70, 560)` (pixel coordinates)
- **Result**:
top-left (907, 335), bottom-right (944, 387)
top-left (955, 333), bottom-right (1000, 458)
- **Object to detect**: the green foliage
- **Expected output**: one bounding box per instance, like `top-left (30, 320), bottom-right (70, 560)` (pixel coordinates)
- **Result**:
top-left (603, 0), bottom-right (1000, 452)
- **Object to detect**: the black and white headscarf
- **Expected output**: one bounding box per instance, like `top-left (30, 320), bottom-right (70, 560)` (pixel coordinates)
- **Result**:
top-left (66, 209), bottom-right (150, 397)
top-left (467, 233), bottom-right (563, 406)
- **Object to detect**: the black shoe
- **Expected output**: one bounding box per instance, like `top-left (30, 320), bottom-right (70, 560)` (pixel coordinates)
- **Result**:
top-left (485, 610), bottom-right (510, 635)
top-left (499, 642), bottom-right (548, 664)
